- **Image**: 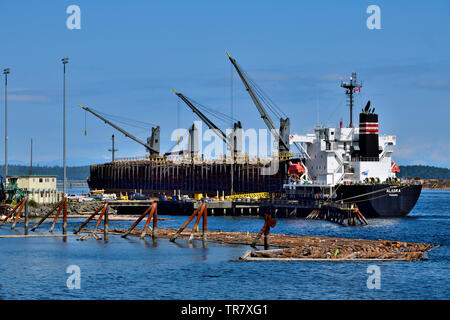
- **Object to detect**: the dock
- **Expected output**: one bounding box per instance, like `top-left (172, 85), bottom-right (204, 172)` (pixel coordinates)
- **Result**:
top-left (109, 200), bottom-right (266, 216)
top-left (109, 199), bottom-right (367, 226)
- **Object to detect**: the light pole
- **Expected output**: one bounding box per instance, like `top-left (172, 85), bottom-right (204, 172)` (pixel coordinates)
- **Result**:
top-left (3, 68), bottom-right (10, 180)
top-left (62, 58), bottom-right (69, 197)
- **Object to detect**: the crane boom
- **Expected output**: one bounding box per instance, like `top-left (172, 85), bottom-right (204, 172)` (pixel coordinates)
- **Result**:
top-left (173, 90), bottom-right (228, 144)
top-left (78, 104), bottom-right (159, 155)
top-left (227, 52), bottom-right (290, 152)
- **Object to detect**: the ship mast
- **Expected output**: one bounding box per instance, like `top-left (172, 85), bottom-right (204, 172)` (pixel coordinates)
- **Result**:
top-left (340, 72), bottom-right (362, 128)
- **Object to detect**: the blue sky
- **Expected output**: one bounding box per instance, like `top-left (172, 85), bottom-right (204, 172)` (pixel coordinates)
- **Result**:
top-left (0, 0), bottom-right (449, 167)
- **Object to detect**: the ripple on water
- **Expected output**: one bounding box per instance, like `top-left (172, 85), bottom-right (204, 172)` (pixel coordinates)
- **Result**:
top-left (0, 190), bottom-right (448, 299)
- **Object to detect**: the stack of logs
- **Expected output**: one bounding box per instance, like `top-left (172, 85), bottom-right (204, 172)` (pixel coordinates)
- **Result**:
top-left (6, 200), bottom-right (434, 262)
top-left (101, 226), bottom-right (435, 261)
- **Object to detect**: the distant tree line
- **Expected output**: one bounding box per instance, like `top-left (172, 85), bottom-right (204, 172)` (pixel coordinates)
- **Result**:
top-left (398, 165), bottom-right (450, 180)
top-left (0, 165), bottom-right (90, 181)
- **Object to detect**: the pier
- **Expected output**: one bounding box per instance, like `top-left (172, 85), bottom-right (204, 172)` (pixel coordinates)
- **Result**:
top-left (109, 198), bottom-right (367, 226)
top-left (109, 199), bottom-right (265, 217)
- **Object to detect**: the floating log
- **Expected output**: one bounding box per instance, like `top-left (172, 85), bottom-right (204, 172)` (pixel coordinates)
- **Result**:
top-left (67, 214), bottom-right (170, 221)
top-left (0, 234), bottom-right (78, 239)
top-left (104, 227), bottom-right (436, 262)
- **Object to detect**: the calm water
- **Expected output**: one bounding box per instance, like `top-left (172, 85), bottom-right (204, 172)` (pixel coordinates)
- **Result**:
top-left (0, 190), bottom-right (448, 300)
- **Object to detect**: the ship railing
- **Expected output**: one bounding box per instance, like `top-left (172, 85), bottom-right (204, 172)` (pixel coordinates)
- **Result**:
top-left (110, 153), bottom-right (302, 165)
top-left (351, 156), bottom-right (380, 162)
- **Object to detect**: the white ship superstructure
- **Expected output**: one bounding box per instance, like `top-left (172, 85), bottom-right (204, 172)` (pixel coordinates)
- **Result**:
top-left (281, 72), bottom-right (421, 218)
top-left (289, 123), bottom-right (398, 186)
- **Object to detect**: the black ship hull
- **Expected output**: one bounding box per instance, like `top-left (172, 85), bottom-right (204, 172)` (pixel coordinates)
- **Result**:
top-left (335, 183), bottom-right (422, 217)
top-left (88, 160), bottom-right (422, 219)
top-left (285, 183), bottom-right (422, 218)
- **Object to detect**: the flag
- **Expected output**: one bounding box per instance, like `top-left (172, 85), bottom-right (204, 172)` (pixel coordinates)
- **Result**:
top-left (354, 87), bottom-right (361, 93)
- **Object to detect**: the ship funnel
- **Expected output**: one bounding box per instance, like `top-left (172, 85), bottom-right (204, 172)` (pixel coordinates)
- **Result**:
top-left (359, 101), bottom-right (380, 161)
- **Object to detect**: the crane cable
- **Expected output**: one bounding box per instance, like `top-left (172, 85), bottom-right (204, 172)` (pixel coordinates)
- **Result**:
top-left (185, 95), bottom-right (238, 127)
top-left (240, 65), bottom-right (288, 120)
top-left (90, 107), bottom-right (158, 130)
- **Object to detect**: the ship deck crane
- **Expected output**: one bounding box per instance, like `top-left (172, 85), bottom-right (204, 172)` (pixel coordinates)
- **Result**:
top-left (172, 89), bottom-right (241, 154)
top-left (79, 104), bottom-right (160, 156)
top-left (173, 90), bottom-right (227, 143)
top-left (226, 52), bottom-right (293, 155)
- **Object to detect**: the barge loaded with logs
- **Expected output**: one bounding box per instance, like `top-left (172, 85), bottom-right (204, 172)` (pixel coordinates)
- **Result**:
top-left (86, 53), bottom-right (421, 218)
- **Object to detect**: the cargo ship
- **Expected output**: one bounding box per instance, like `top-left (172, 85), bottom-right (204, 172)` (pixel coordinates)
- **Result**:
top-left (87, 55), bottom-right (421, 218)
top-left (283, 72), bottom-right (421, 217)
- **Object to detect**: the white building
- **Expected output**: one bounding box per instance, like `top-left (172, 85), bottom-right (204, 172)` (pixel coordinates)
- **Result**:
top-left (5, 175), bottom-right (61, 204)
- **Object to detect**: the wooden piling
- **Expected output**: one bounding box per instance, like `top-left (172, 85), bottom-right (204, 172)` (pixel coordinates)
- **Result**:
top-left (152, 205), bottom-right (158, 239)
top-left (264, 226), bottom-right (269, 250)
top-left (31, 201), bottom-right (63, 231)
top-left (11, 198), bottom-right (27, 230)
top-left (73, 203), bottom-right (106, 234)
top-left (251, 214), bottom-right (276, 248)
top-left (0, 200), bottom-right (22, 226)
top-left (189, 208), bottom-right (201, 241)
top-left (170, 203), bottom-right (205, 242)
top-left (24, 199), bottom-right (29, 235)
top-left (356, 210), bottom-right (368, 225)
top-left (202, 204), bottom-right (207, 242)
top-left (140, 203), bottom-right (157, 239)
top-left (121, 203), bottom-right (155, 238)
top-left (49, 200), bottom-right (64, 232)
top-left (93, 204), bottom-right (107, 232)
top-left (103, 203), bottom-right (109, 242)
top-left (188, 205), bottom-right (204, 243)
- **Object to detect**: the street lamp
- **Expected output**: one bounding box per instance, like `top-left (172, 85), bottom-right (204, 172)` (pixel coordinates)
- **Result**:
top-left (61, 58), bottom-right (69, 197)
top-left (3, 68), bottom-right (10, 180)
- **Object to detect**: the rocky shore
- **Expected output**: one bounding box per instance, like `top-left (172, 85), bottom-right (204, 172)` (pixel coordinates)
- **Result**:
top-left (28, 201), bottom-right (117, 218)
